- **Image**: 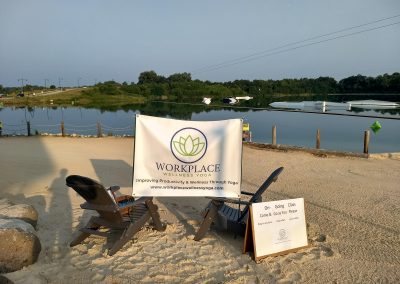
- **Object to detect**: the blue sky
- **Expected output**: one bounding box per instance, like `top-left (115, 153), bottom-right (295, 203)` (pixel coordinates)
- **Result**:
top-left (1, 0), bottom-right (399, 87)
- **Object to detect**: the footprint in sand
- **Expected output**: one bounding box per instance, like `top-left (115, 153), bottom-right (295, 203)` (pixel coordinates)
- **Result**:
top-left (278, 272), bottom-right (302, 283)
top-left (319, 245), bottom-right (334, 257)
top-left (313, 234), bottom-right (326, 242)
top-left (272, 269), bottom-right (282, 277)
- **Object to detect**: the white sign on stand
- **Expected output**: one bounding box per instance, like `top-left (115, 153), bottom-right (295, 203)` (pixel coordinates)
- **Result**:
top-left (243, 198), bottom-right (308, 262)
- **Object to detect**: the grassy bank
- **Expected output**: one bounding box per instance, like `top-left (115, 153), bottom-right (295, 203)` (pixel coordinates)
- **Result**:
top-left (1, 88), bottom-right (145, 108)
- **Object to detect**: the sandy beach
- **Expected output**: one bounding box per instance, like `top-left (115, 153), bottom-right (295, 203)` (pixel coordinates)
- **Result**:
top-left (1, 136), bottom-right (399, 283)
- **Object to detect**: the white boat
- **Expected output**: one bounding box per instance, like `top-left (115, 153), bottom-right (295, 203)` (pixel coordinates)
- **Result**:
top-left (269, 101), bottom-right (307, 109)
top-left (346, 100), bottom-right (399, 109)
top-left (270, 100), bottom-right (399, 111)
top-left (235, 96), bottom-right (253, 101)
top-left (202, 97), bottom-right (211, 105)
top-left (222, 97), bottom-right (238, 105)
top-left (269, 101), bottom-right (351, 112)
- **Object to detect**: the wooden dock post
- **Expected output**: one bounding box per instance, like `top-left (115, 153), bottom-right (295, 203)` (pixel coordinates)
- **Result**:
top-left (363, 130), bottom-right (370, 154)
top-left (97, 122), bottom-right (103, 137)
top-left (316, 129), bottom-right (320, 149)
top-left (61, 121), bottom-right (65, 137)
top-left (27, 121), bottom-right (31, 136)
top-left (272, 125), bottom-right (277, 146)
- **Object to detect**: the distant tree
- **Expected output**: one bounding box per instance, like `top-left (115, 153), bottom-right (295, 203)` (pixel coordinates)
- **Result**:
top-left (97, 81), bottom-right (120, 95)
top-left (120, 83), bottom-right (140, 94)
top-left (103, 80), bottom-right (119, 85)
top-left (138, 84), bottom-right (151, 96)
top-left (388, 72), bottom-right (400, 92)
top-left (151, 85), bottom-right (166, 96)
top-left (168, 72), bottom-right (192, 82)
top-left (231, 80), bottom-right (251, 92)
top-left (138, 71), bottom-right (157, 84)
top-left (339, 75), bottom-right (368, 93)
top-left (373, 75), bottom-right (388, 92)
top-left (205, 84), bottom-right (234, 98)
top-left (138, 71), bottom-right (166, 84)
top-left (311, 77), bottom-right (338, 94)
top-left (49, 85), bottom-right (56, 89)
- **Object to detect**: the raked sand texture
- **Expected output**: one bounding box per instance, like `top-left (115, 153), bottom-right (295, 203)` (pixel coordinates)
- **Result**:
top-left (0, 137), bottom-right (399, 283)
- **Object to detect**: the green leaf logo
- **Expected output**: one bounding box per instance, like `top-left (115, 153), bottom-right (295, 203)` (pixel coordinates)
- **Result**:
top-left (170, 128), bottom-right (208, 163)
top-left (173, 135), bottom-right (205, 157)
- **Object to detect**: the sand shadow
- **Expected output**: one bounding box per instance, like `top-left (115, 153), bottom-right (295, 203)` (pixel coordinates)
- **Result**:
top-left (0, 137), bottom-right (55, 196)
top-left (156, 197), bottom-right (209, 236)
top-left (90, 159), bottom-right (132, 188)
top-left (45, 168), bottom-right (73, 259)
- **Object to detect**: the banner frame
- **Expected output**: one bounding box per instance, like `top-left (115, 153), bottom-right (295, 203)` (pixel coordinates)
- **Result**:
top-left (132, 114), bottom-right (243, 198)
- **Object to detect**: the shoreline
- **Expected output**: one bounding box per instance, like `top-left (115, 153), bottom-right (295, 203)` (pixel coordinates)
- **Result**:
top-left (1, 135), bottom-right (400, 159)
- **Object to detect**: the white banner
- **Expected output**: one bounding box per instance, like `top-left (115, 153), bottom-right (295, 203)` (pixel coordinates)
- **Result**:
top-left (132, 115), bottom-right (242, 197)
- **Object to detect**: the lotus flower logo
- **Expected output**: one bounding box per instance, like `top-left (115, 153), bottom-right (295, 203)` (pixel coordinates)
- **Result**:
top-left (173, 135), bottom-right (205, 157)
top-left (170, 128), bottom-right (207, 163)
top-left (278, 229), bottom-right (288, 240)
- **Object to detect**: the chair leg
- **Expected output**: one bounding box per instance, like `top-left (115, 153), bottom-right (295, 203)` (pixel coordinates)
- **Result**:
top-left (108, 212), bottom-right (151, 256)
top-left (70, 217), bottom-right (99, 247)
top-left (194, 201), bottom-right (220, 241)
top-left (145, 199), bottom-right (166, 231)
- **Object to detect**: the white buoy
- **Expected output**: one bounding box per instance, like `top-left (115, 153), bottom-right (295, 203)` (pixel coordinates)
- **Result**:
top-left (202, 97), bottom-right (211, 105)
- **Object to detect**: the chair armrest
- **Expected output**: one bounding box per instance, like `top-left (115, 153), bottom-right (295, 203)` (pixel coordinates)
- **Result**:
top-left (226, 200), bottom-right (251, 206)
top-left (207, 197), bottom-right (251, 206)
top-left (118, 203), bottom-right (134, 210)
top-left (117, 196), bottom-right (152, 209)
top-left (109, 185), bottom-right (120, 193)
top-left (81, 197), bottom-right (152, 212)
top-left (241, 191), bottom-right (254, 196)
top-left (206, 197), bottom-right (230, 203)
top-left (81, 202), bottom-right (118, 212)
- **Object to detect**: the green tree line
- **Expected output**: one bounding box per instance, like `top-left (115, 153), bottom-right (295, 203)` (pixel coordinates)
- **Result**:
top-left (2, 72), bottom-right (399, 98)
top-left (88, 71), bottom-right (400, 100)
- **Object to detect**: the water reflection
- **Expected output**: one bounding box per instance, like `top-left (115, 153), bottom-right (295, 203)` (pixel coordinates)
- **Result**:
top-left (0, 100), bottom-right (399, 153)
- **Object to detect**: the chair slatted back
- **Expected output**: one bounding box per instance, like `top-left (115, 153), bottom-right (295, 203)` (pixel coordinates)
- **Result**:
top-left (66, 175), bottom-right (123, 223)
top-left (237, 167), bottom-right (284, 223)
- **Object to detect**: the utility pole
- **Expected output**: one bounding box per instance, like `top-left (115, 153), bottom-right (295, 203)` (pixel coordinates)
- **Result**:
top-left (44, 79), bottom-right (50, 89)
top-left (18, 78), bottom-right (28, 94)
top-left (58, 77), bottom-right (63, 90)
top-left (77, 77), bottom-right (82, 88)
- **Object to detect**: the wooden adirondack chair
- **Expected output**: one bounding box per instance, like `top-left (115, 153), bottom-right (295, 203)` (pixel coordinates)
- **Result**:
top-left (194, 167), bottom-right (284, 241)
top-left (66, 175), bottom-right (166, 256)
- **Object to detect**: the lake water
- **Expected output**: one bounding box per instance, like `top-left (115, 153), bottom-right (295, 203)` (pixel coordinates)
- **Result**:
top-left (0, 102), bottom-right (399, 153)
